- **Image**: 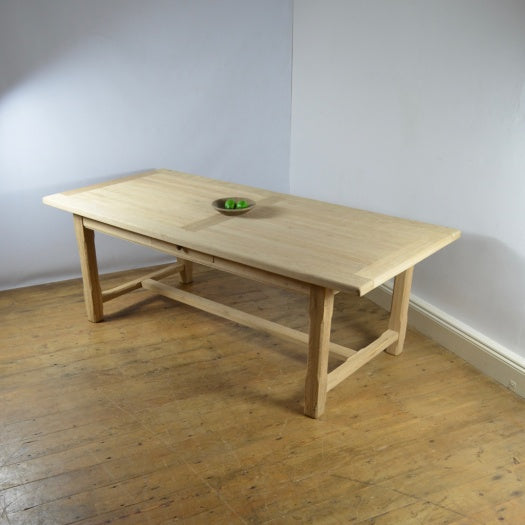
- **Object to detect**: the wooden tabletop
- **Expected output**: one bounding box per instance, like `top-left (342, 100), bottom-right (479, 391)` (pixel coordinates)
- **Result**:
top-left (43, 169), bottom-right (460, 295)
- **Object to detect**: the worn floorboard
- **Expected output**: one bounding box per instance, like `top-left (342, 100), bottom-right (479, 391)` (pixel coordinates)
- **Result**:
top-left (1, 264), bottom-right (524, 524)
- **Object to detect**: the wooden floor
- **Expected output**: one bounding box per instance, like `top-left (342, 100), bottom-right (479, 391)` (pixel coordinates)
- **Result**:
top-left (1, 264), bottom-right (525, 524)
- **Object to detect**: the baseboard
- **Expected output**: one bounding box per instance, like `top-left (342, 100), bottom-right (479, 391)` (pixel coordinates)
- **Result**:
top-left (367, 285), bottom-right (525, 399)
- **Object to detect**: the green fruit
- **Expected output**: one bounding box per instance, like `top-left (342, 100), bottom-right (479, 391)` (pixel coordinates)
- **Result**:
top-left (224, 199), bottom-right (236, 209)
top-left (236, 200), bottom-right (248, 209)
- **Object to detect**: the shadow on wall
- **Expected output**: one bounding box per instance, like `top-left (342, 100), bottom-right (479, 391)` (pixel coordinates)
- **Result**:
top-left (414, 232), bottom-right (525, 355)
top-left (0, 170), bottom-right (171, 291)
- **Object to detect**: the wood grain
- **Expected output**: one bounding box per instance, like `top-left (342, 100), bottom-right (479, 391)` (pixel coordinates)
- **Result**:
top-left (73, 215), bottom-right (103, 322)
top-left (44, 169), bottom-right (460, 296)
top-left (386, 266), bottom-right (414, 355)
top-left (45, 170), bottom-right (461, 419)
top-left (304, 286), bottom-right (335, 418)
top-left (141, 278), bottom-right (353, 359)
top-left (1, 265), bottom-right (525, 523)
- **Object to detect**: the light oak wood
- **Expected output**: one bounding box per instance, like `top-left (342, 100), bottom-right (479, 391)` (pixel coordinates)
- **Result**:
top-left (82, 217), bottom-right (312, 295)
top-left (44, 169), bottom-right (460, 417)
top-left (179, 260), bottom-right (194, 284)
top-left (327, 329), bottom-right (399, 391)
top-left (101, 262), bottom-right (184, 302)
top-left (145, 277), bottom-right (371, 416)
top-left (2, 265), bottom-right (524, 523)
top-left (304, 286), bottom-right (335, 418)
top-left (141, 278), bottom-right (354, 360)
top-left (44, 169), bottom-right (460, 296)
top-left (73, 215), bottom-right (103, 322)
top-left (386, 266), bottom-right (414, 355)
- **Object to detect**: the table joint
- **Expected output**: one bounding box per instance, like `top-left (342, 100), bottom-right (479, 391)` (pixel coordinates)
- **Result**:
top-left (140, 279), bottom-right (352, 360)
top-left (327, 329), bottom-right (399, 392)
top-left (101, 262), bottom-right (185, 303)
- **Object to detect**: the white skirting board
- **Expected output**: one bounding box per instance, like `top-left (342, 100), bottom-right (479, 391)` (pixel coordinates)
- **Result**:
top-left (367, 285), bottom-right (525, 399)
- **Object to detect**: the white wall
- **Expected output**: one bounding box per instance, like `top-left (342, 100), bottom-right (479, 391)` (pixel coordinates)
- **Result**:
top-left (0, 0), bottom-right (292, 289)
top-left (291, 1), bottom-right (525, 357)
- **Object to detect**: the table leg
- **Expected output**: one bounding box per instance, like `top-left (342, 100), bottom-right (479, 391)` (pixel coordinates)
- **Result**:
top-left (179, 260), bottom-right (194, 284)
top-left (386, 266), bottom-right (414, 355)
top-left (304, 286), bottom-right (335, 418)
top-left (73, 215), bottom-right (104, 322)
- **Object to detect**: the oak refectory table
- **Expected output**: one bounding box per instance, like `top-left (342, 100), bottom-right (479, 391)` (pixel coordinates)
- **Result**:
top-left (43, 169), bottom-right (460, 418)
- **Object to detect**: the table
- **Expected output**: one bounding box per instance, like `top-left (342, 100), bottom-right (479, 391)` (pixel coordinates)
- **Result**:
top-left (43, 169), bottom-right (460, 418)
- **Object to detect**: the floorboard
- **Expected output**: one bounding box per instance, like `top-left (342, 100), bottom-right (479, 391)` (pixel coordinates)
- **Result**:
top-left (1, 264), bottom-right (524, 524)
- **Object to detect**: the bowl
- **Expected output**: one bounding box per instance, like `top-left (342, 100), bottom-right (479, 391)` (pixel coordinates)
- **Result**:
top-left (212, 197), bottom-right (256, 216)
